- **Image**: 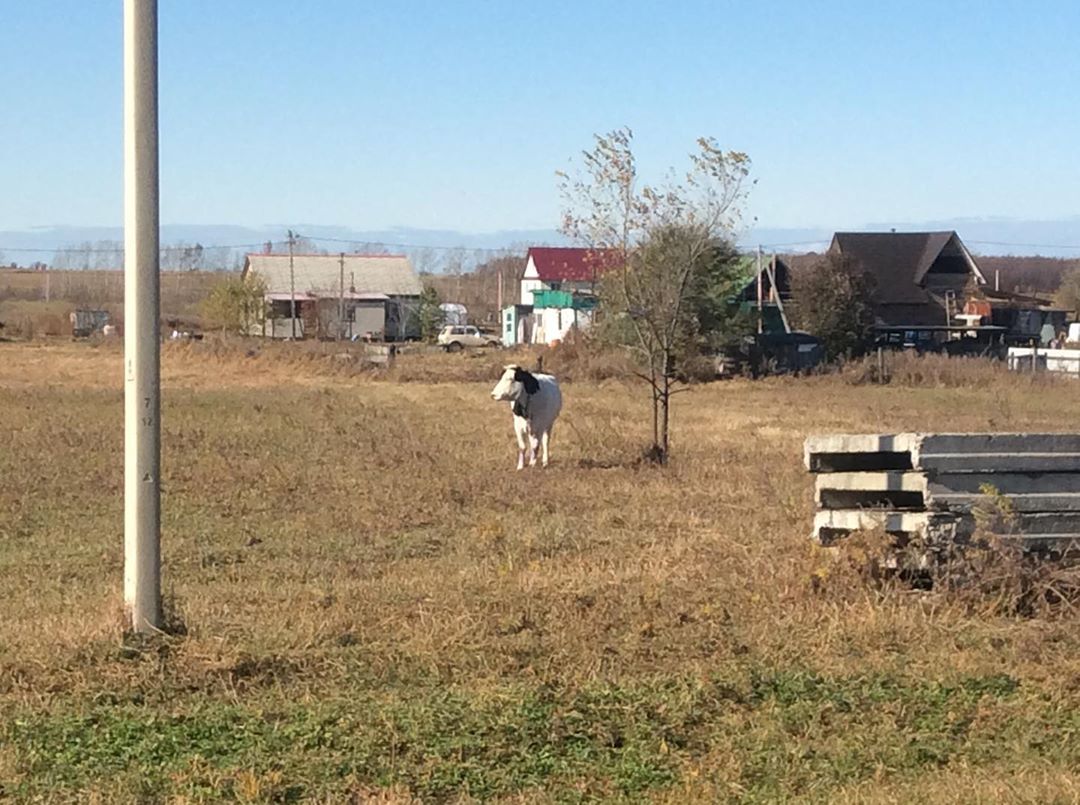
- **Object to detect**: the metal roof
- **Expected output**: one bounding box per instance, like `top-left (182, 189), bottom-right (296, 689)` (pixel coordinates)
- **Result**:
top-left (872, 324), bottom-right (1007, 332)
top-left (243, 254), bottom-right (422, 297)
top-left (265, 291), bottom-right (314, 301)
top-left (526, 247), bottom-right (620, 282)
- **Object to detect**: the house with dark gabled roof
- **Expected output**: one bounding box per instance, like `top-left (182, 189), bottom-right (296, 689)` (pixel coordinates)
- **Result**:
top-left (828, 230), bottom-right (986, 329)
top-left (734, 254), bottom-right (794, 334)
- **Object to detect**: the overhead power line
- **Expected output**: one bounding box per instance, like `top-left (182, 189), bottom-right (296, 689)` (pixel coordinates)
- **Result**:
top-left (0, 235), bottom-right (531, 256)
top-left (966, 239), bottom-right (1080, 252)
top-left (754, 237), bottom-right (1080, 253)
top-left (755, 239), bottom-right (832, 249)
top-left (3, 235), bottom-right (1080, 258)
top-left (302, 235), bottom-right (526, 254)
top-left (0, 240), bottom-right (290, 255)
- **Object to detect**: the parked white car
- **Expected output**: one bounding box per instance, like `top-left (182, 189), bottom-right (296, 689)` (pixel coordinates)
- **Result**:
top-left (437, 325), bottom-right (500, 351)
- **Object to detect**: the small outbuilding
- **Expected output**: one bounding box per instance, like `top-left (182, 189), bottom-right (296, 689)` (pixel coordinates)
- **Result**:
top-left (439, 303), bottom-right (468, 326)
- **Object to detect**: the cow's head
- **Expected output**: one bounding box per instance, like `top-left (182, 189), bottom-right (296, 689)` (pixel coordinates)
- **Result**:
top-left (491, 364), bottom-right (539, 401)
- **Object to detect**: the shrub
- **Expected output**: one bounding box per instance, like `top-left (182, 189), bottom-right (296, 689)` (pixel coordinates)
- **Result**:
top-left (791, 253), bottom-right (876, 361)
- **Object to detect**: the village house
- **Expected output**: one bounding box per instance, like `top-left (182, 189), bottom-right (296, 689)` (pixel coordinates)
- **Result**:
top-left (830, 230), bottom-right (985, 327)
top-left (727, 255), bottom-right (824, 374)
top-left (828, 231), bottom-right (992, 349)
top-left (242, 253), bottom-right (422, 341)
top-left (503, 246), bottom-right (617, 346)
top-left (734, 254), bottom-right (793, 335)
top-left (827, 230), bottom-right (1066, 348)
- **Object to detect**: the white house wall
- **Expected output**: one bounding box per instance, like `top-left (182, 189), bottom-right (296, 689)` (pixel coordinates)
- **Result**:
top-left (529, 306), bottom-right (594, 345)
top-left (520, 255), bottom-right (542, 305)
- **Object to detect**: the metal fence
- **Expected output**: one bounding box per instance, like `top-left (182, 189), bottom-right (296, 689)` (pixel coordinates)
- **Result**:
top-left (1007, 347), bottom-right (1080, 376)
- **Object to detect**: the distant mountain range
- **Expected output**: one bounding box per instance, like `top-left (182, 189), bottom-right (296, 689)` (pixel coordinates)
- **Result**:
top-left (0, 225), bottom-right (571, 271)
top-left (2, 217), bottom-right (1079, 269)
top-left (746, 218), bottom-right (1080, 258)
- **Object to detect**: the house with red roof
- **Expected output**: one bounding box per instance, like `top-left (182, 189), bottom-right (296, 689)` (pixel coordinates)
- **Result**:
top-left (518, 247), bottom-right (615, 305)
top-left (507, 247), bottom-right (619, 344)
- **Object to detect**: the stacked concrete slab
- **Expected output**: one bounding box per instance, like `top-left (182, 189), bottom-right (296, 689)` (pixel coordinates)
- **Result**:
top-left (805, 433), bottom-right (1080, 551)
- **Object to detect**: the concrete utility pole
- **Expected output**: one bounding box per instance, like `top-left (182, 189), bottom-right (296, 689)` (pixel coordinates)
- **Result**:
top-left (288, 229), bottom-right (298, 339)
top-left (123, 0), bottom-right (162, 633)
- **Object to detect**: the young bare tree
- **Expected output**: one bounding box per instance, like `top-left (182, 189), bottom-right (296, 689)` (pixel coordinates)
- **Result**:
top-left (559, 128), bottom-right (752, 462)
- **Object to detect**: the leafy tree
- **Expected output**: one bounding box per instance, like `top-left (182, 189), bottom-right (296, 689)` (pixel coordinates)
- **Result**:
top-left (790, 253), bottom-right (876, 361)
top-left (559, 127), bottom-right (752, 463)
top-left (200, 275), bottom-right (266, 334)
top-left (594, 232), bottom-right (749, 376)
top-left (412, 285), bottom-right (445, 342)
top-left (1054, 267), bottom-right (1080, 320)
top-left (685, 239), bottom-right (755, 356)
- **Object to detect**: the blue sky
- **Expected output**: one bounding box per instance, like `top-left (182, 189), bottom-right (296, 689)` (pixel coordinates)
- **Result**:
top-left (3, 1), bottom-right (1078, 237)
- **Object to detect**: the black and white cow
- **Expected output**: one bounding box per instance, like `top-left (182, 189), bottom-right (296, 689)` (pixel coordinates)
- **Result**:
top-left (490, 364), bottom-right (563, 469)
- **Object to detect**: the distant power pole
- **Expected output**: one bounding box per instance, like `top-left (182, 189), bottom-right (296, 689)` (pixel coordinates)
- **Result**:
top-left (338, 251), bottom-right (345, 341)
top-left (288, 229), bottom-right (297, 339)
top-left (756, 245), bottom-right (764, 335)
top-left (123, 0), bottom-right (162, 633)
top-left (768, 252), bottom-right (790, 334)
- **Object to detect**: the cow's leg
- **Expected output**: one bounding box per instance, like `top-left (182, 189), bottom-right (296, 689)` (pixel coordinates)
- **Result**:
top-left (540, 429), bottom-right (552, 467)
top-left (528, 430), bottom-right (540, 467)
top-left (514, 418), bottom-right (528, 471)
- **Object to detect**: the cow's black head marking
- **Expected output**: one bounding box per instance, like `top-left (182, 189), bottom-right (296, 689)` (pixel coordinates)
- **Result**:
top-left (514, 367), bottom-right (540, 395)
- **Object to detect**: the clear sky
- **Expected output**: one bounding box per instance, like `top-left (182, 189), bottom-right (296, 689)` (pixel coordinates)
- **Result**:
top-left (3, 0), bottom-right (1078, 236)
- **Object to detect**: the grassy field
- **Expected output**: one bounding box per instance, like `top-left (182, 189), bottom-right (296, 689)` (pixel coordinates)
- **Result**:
top-left (2, 341), bottom-right (1080, 802)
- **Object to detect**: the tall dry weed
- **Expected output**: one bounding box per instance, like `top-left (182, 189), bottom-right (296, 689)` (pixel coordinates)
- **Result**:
top-left (839, 349), bottom-right (1062, 390)
top-left (812, 487), bottom-right (1080, 618)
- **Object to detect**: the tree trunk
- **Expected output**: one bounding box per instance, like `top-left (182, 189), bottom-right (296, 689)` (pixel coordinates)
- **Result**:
top-left (659, 371), bottom-right (671, 464)
top-left (650, 368), bottom-right (660, 452)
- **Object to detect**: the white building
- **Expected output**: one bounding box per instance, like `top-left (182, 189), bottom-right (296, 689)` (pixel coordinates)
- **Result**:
top-left (506, 247), bottom-right (616, 345)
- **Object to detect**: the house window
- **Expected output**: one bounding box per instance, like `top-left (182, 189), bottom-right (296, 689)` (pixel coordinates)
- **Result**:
top-left (548, 281), bottom-right (562, 291)
top-left (270, 299), bottom-right (296, 318)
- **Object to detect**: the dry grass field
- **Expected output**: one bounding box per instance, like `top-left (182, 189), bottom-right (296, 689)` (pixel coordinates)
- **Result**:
top-left (2, 340), bottom-right (1080, 802)
top-left (0, 269), bottom-right (220, 337)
